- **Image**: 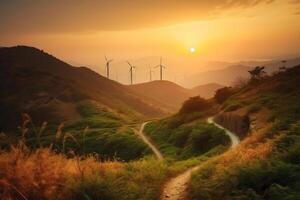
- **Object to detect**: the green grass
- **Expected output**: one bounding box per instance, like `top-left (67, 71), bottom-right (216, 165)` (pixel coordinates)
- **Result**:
top-left (69, 158), bottom-right (169, 200)
top-left (8, 100), bottom-right (152, 161)
top-left (143, 113), bottom-right (230, 160)
top-left (188, 66), bottom-right (300, 200)
top-left (223, 100), bottom-right (243, 112)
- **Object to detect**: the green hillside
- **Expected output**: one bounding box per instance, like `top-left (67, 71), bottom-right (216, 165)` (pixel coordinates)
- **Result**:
top-left (0, 46), bottom-right (168, 161)
top-left (189, 65), bottom-right (300, 200)
top-left (143, 96), bottom-right (230, 159)
top-left (0, 46), bottom-right (166, 131)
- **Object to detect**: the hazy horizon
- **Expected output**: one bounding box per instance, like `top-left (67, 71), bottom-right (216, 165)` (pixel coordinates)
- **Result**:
top-left (1, 0), bottom-right (300, 85)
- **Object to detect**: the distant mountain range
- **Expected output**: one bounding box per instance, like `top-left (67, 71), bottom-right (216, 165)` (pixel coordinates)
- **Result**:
top-left (186, 58), bottom-right (300, 87)
top-left (3, 45), bottom-right (297, 129)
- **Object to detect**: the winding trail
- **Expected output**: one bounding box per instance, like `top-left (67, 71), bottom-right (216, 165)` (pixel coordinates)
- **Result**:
top-left (160, 117), bottom-right (240, 200)
top-left (136, 122), bottom-right (164, 160)
top-left (207, 117), bottom-right (240, 148)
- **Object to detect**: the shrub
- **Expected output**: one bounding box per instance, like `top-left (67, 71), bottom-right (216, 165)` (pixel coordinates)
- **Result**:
top-left (189, 123), bottom-right (230, 154)
top-left (179, 96), bottom-right (210, 114)
top-left (214, 87), bottom-right (233, 104)
top-left (144, 120), bottom-right (230, 159)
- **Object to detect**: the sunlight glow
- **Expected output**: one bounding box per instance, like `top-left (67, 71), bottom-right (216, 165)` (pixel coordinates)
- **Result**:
top-left (189, 47), bottom-right (196, 53)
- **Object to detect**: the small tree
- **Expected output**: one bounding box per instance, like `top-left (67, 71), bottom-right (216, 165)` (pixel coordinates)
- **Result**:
top-left (214, 87), bottom-right (232, 104)
top-left (179, 96), bottom-right (209, 114)
top-left (248, 66), bottom-right (266, 80)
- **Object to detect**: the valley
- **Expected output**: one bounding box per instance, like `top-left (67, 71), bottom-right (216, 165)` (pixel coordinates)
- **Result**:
top-left (2, 1), bottom-right (300, 199)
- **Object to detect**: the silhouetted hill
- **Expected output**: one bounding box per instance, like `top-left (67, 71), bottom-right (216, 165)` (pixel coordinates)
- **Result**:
top-left (0, 46), bottom-right (165, 130)
top-left (189, 83), bottom-right (224, 98)
top-left (187, 65), bottom-right (252, 86)
top-left (129, 80), bottom-right (224, 112)
top-left (129, 80), bottom-right (190, 112)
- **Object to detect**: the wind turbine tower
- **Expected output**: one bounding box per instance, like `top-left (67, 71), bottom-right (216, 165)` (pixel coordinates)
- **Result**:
top-left (127, 61), bottom-right (136, 85)
top-left (155, 57), bottom-right (166, 80)
top-left (149, 67), bottom-right (153, 81)
top-left (105, 56), bottom-right (113, 79)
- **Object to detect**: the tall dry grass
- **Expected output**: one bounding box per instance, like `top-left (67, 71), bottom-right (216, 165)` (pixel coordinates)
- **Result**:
top-left (188, 123), bottom-right (278, 200)
top-left (0, 113), bottom-right (123, 200)
top-left (0, 114), bottom-right (170, 200)
top-left (0, 143), bottom-right (123, 200)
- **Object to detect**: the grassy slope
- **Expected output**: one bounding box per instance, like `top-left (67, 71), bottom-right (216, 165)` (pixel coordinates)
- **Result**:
top-left (0, 46), bottom-right (165, 132)
top-left (0, 46), bottom-right (169, 161)
top-left (189, 66), bottom-right (300, 200)
top-left (1, 100), bottom-right (152, 161)
top-left (143, 112), bottom-right (230, 160)
top-left (0, 99), bottom-right (233, 200)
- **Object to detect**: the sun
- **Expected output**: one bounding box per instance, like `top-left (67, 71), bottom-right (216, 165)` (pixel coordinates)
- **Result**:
top-left (189, 47), bottom-right (196, 53)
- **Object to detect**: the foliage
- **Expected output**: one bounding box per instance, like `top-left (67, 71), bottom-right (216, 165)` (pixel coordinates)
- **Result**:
top-left (144, 115), bottom-right (230, 159)
top-left (179, 96), bottom-right (210, 114)
top-left (0, 144), bottom-right (168, 200)
top-left (248, 66), bottom-right (266, 80)
top-left (214, 87), bottom-right (233, 104)
top-left (189, 65), bottom-right (300, 200)
top-left (1, 101), bottom-right (152, 161)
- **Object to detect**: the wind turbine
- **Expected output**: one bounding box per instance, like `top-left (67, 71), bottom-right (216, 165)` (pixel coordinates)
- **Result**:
top-left (149, 67), bottom-right (153, 81)
top-left (127, 61), bottom-right (136, 85)
top-left (105, 55), bottom-right (113, 79)
top-left (154, 57), bottom-right (166, 80)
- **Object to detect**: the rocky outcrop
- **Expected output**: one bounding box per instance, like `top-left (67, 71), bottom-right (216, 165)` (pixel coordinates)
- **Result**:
top-left (214, 113), bottom-right (250, 139)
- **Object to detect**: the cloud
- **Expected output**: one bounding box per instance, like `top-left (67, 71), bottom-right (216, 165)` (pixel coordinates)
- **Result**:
top-left (0, 0), bottom-right (275, 34)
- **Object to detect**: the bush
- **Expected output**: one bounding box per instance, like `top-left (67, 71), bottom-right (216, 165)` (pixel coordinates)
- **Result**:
top-left (144, 120), bottom-right (230, 159)
top-left (189, 123), bottom-right (230, 154)
top-left (214, 87), bottom-right (233, 104)
top-left (179, 96), bottom-right (210, 114)
top-left (237, 160), bottom-right (300, 196)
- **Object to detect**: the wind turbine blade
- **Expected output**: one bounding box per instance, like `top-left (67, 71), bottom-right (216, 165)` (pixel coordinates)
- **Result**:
top-left (127, 61), bottom-right (132, 67)
top-left (160, 57), bottom-right (162, 65)
top-left (105, 55), bottom-right (108, 61)
top-left (154, 65), bottom-right (160, 68)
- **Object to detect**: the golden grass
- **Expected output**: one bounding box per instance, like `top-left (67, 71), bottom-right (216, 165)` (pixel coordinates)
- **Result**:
top-left (188, 123), bottom-right (280, 200)
top-left (0, 143), bottom-right (122, 200)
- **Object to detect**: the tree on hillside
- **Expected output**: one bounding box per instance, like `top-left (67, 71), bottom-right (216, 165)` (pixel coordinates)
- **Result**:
top-left (214, 87), bottom-right (232, 104)
top-left (248, 66), bottom-right (266, 80)
top-left (179, 96), bottom-right (209, 114)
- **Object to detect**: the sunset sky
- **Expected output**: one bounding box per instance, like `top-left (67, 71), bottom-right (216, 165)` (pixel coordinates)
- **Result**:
top-left (1, 0), bottom-right (300, 85)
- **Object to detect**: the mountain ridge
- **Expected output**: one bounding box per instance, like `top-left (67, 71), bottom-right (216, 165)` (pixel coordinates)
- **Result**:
top-left (0, 46), bottom-right (167, 130)
top-left (129, 80), bottom-right (224, 112)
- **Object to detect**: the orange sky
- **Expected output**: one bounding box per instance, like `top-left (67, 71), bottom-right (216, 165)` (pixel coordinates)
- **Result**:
top-left (1, 0), bottom-right (300, 85)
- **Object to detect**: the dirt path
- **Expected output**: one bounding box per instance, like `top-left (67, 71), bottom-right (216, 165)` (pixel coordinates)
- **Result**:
top-left (136, 122), bottom-right (164, 160)
top-left (161, 117), bottom-right (240, 200)
top-left (207, 117), bottom-right (240, 148)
